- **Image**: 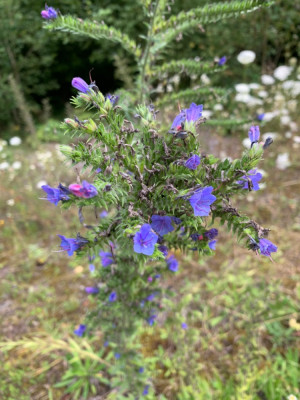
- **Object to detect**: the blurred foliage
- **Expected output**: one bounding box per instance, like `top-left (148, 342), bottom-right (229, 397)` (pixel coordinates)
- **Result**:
top-left (0, 0), bottom-right (299, 135)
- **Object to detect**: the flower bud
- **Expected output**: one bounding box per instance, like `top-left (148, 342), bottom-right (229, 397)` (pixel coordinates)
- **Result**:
top-left (64, 118), bottom-right (79, 129)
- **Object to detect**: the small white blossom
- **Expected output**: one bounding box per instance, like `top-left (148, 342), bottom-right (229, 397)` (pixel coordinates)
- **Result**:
top-left (235, 83), bottom-right (250, 93)
top-left (261, 74), bottom-right (275, 85)
top-left (263, 111), bottom-right (279, 122)
top-left (273, 65), bottom-right (292, 81)
top-left (0, 161), bottom-right (9, 170)
top-left (36, 180), bottom-right (47, 189)
top-left (12, 161), bottom-right (22, 170)
top-left (242, 138), bottom-right (251, 148)
top-left (249, 83), bottom-right (260, 90)
top-left (202, 110), bottom-right (213, 119)
top-left (262, 132), bottom-right (278, 141)
top-left (237, 50), bottom-right (256, 65)
top-left (289, 121), bottom-right (298, 132)
top-left (166, 84), bottom-right (173, 92)
top-left (280, 115), bottom-right (291, 125)
top-left (7, 199), bottom-right (15, 206)
top-left (276, 153), bottom-right (291, 170)
top-left (9, 136), bottom-right (22, 146)
top-left (287, 100), bottom-right (297, 112)
top-left (293, 136), bottom-right (300, 143)
top-left (201, 74), bottom-right (210, 85)
top-left (285, 131), bottom-right (292, 138)
top-left (235, 93), bottom-right (252, 103)
top-left (287, 395), bottom-right (298, 400)
top-left (213, 104), bottom-right (223, 111)
top-left (258, 90), bottom-right (268, 98)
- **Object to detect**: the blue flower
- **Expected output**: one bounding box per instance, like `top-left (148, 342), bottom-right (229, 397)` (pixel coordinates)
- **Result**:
top-left (142, 385), bottom-right (150, 395)
top-left (208, 240), bottom-right (217, 250)
top-left (71, 77), bottom-right (90, 93)
top-left (41, 5), bottom-right (58, 19)
top-left (133, 224), bottom-right (158, 256)
top-left (105, 94), bottom-right (119, 105)
top-left (158, 245), bottom-right (168, 257)
top-left (181, 322), bottom-right (188, 329)
top-left (85, 287), bottom-right (99, 294)
top-left (147, 315), bottom-right (157, 326)
top-left (99, 251), bottom-right (114, 267)
top-left (99, 210), bottom-right (108, 218)
top-left (151, 215), bottom-right (174, 236)
top-left (114, 352), bottom-right (121, 359)
top-left (57, 235), bottom-right (80, 256)
top-left (96, 167), bottom-right (102, 173)
top-left (248, 126), bottom-right (260, 147)
top-left (74, 324), bottom-right (86, 337)
top-left (257, 113), bottom-right (265, 121)
top-left (185, 154), bottom-right (201, 170)
top-left (204, 228), bottom-right (218, 240)
top-left (138, 367), bottom-right (145, 373)
top-left (171, 216), bottom-right (182, 225)
top-left (218, 56), bottom-right (227, 66)
top-left (167, 255), bottom-right (179, 272)
top-left (109, 291), bottom-right (117, 302)
top-left (41, 184), bottom-right (70, 206)
top-left (171, 103), bottom-right (203, 130)
top-left (171, 110), bottom-right (186, 130)
top-left (89, 264), bottom-right (95, 272)
top-left (104, 341), bottom-right (109, 347)
top-left (258, 238), bottom-right (277, 257)
top-left (189, 186), bottom-right (216, 217)
top-left (237, 169), bottom-right (262, 191)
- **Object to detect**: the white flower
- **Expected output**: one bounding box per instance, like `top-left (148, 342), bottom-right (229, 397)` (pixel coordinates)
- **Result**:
top-left (202, 110), bottom-right (213, 119)
top-left (276, 153), bottom-right (291, 170)
top-left (201, 74), bottom-right (210, 84)
top-left (273, 65), bottom-right (292, 81)
top-left (242, 138), bottom-right (251, 148)
top-left (9, 136), bottom-right (22, 146)
top-left (289, 121), bottom-right (298, 132)
top-left (237, 50), bottom-right (256, 65)
top-left (36, 180), bottom-right (47, 189)
top-left (258, 90), bottom-right (268, 98)
top-left (235, 83), bottom-right (250, 93)
top-left (170, 74), bottom-right (180, 85)
top-left (261, 74), bottom-right (275, 85)
top-left (293, 136), bottom-right (300, 143)
top-left (166, 84), bottom-right (173, 92)
top-left (287, 395), bottom-right (298, 400)
top-left (7, 199), bottom-right (15, 206)
top-left (287, 100), bottom-right (297, 112)
top-left (247, 96), bottom-right (263, 106)
top-left (0, 161), bottom-right (9, 170)
top-left (249, 83), bottom-right (260, 90)
top-left (235, 93), bottom-right (251, 103)
top-left (282, 80), bottom-right (294, 90)
top-left (213, 104), bottom-right (223, 111)
top-left (155, 84), bottom-right (164, 93)
top-left (285, 131), bottom-right (292, 138)
top-left (12, 161), bottom-right (22, 170)
top-left (280, 115), bottom-right (291, 125)
top-left (262, 132), bottom-right (278, 141)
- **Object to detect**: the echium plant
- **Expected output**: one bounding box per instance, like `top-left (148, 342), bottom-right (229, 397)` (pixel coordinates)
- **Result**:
top-left (42, 0), bottom-right (274, 122)
top-left (41, 75), bottom-right (277, 397)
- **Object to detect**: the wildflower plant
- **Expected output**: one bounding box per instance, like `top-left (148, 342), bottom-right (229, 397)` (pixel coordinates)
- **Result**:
top-left (40, 72), bottom-right (278, 395)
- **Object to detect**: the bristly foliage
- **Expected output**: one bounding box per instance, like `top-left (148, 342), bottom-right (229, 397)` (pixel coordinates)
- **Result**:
top-left (44, 0), bottom-right (274, 114)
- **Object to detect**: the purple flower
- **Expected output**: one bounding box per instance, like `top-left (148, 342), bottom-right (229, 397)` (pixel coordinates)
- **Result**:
top-left (171, 103), bottom-right (203, 130)
top-left (114, 353), bottom-right (121, 359)
top-left (99, 210), bottom-right (108, 218)
top-left (99, 251), bottom-right (114, 267)
top-left (89, 264), bottom-right (95, 272)
top-left (74, 324), bottom-right (86, 337)
top-left (218, 56), bottom-right (227, 66)
top-left (105, 94), bottom-right (119, 105)
top-left (104, 341), bottom-right (109, 347)
top-left (96, 167), bottom-right (102, 173)
top-left (151, 215), bottom-right (174, 236)
top-left (185, 154), bottom-right (201, 170)
top-left (139, 367), bottom-right (145, 373)
top-left (171, 217), bottom-right (182, 225)
top-left (167, 255), bottom-right (179, 272)
top-left (41, 5), bottom-right (58, 19)
top-left (142, 385), bottom-right (150, 396)
top-left (190, 233), bottom-right (201, 241)
top-left (109, 291), bottom-right (117, 302)
top-left (147, 314), bottom-right (157, 326)
top-left (133, 224), bottom-right (158, 256)
top-left (71, 77), bottom-right (90, 93)
top-left (85, 287), bottom-right (99, 294)
top-left (248, 126), bottom-right (260, 146)
top-left (204, 228), bottom-right (218, 240)
top-left (154, 274), bottom-right (161, 279)
top-left (237, 169), bottom-right (262, 191)
top-left (189, 186), bottom-right (216, 217)
top-left (69, 180), bottom-right (98, 198)
top-left (158, 245), bottom-right (168, 257)
top-left (146, 293), bottom-right (157, 302)
top-left (208, 240), bottom-right (217, 250)
top-left (258, 238), bottom-right (277, 257)
top-left (57, 235), bottom-right (80, 256)
top-left (181, 322), bottom-right (188, 329)
top-left (257, 113), bottom-right (265, 121)
top-left (41, 184), bottom-right (70, 206)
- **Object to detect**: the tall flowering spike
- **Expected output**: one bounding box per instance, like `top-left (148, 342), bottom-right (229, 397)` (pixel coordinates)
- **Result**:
top-left (218, 56), bottom-right (227, 66)
top-left (57, 235), bottom-right (80, 256)
top-left (41, 5), bottom-right (58, 19)
top-left (71, 77), bottom-right (90, 93)
top-left (185, 154), bottom-right (201, 170)
top-left (69, 181), bottom-right (98, 199)
top-left (185, 103), bottom-right (203, 122)
top-left (258, 238), bottom-right (277, 257)
top-left (237, 169), bottom-right (262, 191)
top-left (74, 324), bottom-right (86, 337)
top-left (248, 126), bottom-right (260, 146)
top-left (99, 251), bottom-right (114, 267)
top-left (167, 255), bottom-right (179, 272)
top-left (189, 186), bottom-right (216, 217)
top-left (133, 224), bottom-right (158, 256)
top-left (109, 291), bottom-right (117, 302)
top-left (151, 215), bottom-right (174, 236)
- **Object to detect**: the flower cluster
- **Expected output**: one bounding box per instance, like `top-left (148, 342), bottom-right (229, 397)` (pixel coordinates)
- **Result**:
top-left (41, 4), bottom-right (58, 19)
